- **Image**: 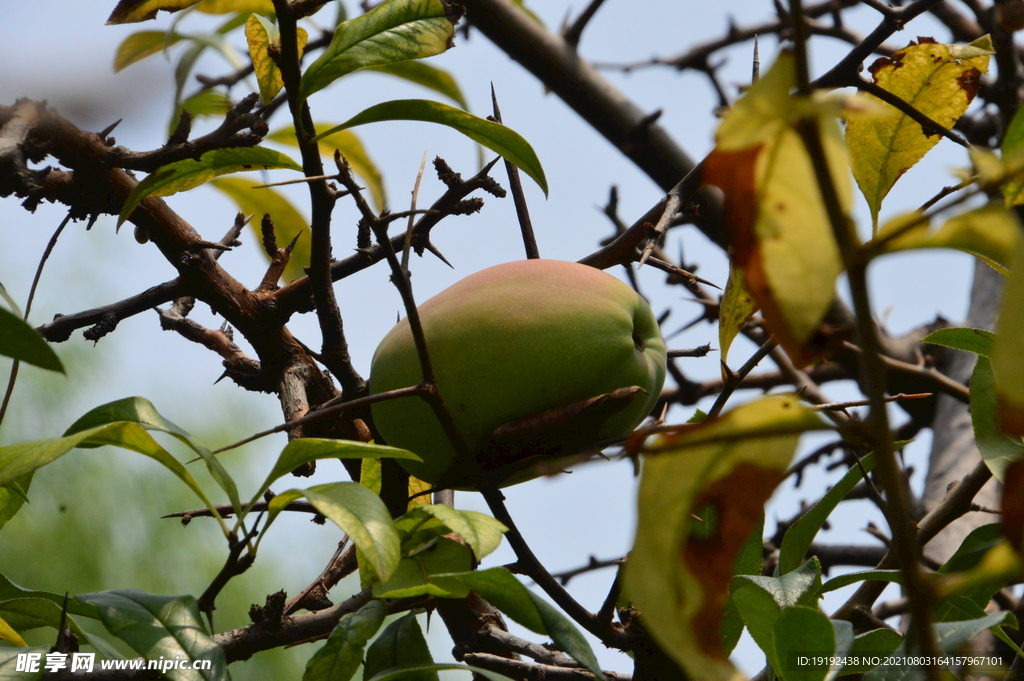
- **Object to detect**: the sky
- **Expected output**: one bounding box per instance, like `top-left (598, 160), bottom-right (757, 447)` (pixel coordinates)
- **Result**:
top-left (0, 0), bottom-right (990, 677)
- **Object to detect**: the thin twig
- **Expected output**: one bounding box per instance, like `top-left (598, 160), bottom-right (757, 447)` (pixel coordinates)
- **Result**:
top-left (790, 0), bottom-right (939, 666)
top-left (667, 344), bottom-right (713, 358)
top-left (0, 210), bottom-right (72, 428)
top-left (562, 0), bottom-right (609, 48)
top-left (211, 384), bottom-right (425, 454)
top-left (401, 152), bottom-right (429, 274)
top-left (491, 84), bottom-right (540, 259)
top-left (706, 338), bottom-right (776, 419)
top-left (480, 487), bottom-right (630, 649)
top-left (814, 392), bottom-right (932, 411)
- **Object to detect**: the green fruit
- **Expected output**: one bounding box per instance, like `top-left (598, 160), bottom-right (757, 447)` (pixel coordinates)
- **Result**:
top-left (368, 259), bottom-right (667, 487)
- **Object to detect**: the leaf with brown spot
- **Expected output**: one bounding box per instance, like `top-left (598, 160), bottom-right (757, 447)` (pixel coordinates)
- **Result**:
top-left (623, 395), bottom-right (826, 681)
top-left (846, 35), bottom-right (993, 228)
top-left (703, 52), bottom-right (848, 365)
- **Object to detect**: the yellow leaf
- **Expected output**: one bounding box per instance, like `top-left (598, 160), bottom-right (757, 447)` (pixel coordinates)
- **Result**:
top-left (718, 261), bottom-right (757, 366)
top-left (113, 31), bottom-right (182, 72)
top-left (245, 15), bottom-right (308, 106)
top-left (107, 0), bottom-right (202, 23)
top-left (210, 177), bottom-right (311, 282)
top-left (196, 0), bottom-right (274, 12)
top-left (407, 476), bottom-right (432, 508)
top-left (360, 457), bottom-right (382, 494)
top-left (267, 124), bottom-right (387, 211)
top-left (0, 614), bottom-right (27, 647)
top-left (872, 202), bottom-right (1022, 274)
top-left (714, 51), bottom-right (798, 151)
top-left (704, 52), bottom-right (849, 364)
top-left (704, 132), bottom-right (848, 364)
top-left (846, 36), bottom-right (993, 228)
top-left (994, 240), bottom-right (1024, 435)
top-left (624, 395), bottom-right (825, 681)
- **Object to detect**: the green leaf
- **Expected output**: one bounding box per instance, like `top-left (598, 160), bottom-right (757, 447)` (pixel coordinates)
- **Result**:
top-left (267, 483), bottom-right (401, 582)
top-left (921, 327), bottom-right (995, 358)
top-left (77, 590), bottom-right (228, 681)
top-left (267, 124), bottom-right (387, 211)
top-left (735, 558), bottom-right (823, 610)
top-left (0, 473), bottom-right (32, 532)
top-left (0, 423), bottom-right (217, 517)
top-left (772, 605), bottom-right (835, 681)
top-left (299, 0), bottom-right (459, 102)
top-left (971, 358), bottom-right (1024, 481)
top-left (364, 613), bottom-right (437, 681)
top-left (303, 599), bottom-right (388, 681)
top-left (453, 568), bottom-right (606, 680)
top-left (314, 100), bottom-right (548, 196)
top-left (0, 646), bottom-right (47, 680)
top-left (937, 597), bottom-right (1024, 656)
top-left (170, 89), bottom-right (233, 138)
top-left (872, 203), bottom-right (1022, 274)
top-left (780, 454), bottom-right (876, 574)
top-left (993, 238), bottom-right (1024, 436)
top-left (395, 504), bottom-right (506, 560)
top-left (846, 36), bottom-right (993, 227)
top-left (373, 537), bottom-right (472, 599)
top-left (863, 612), bottom-right (1012, 681)
top-left (839, 629), bottom-right (903, 674)
top-left (195, 0), bottom-right (275, 12)
top-left (934, 524), bottom-right (1007, 623)
top-left (0, 307), bottom-right (63, 373)
top-left (210, 177), bottom-right (312, 282)
top-left (722, 515), bottom-right (764, 655)
top-left (251, 438), bottom-right (419, 508)
top-left (1005, 101), bottom-right (1024, 159)
top-left (819, 570), bottom-right (902, 595)
top-left (114, 31), bottom-right (183, 72)
top-left (626, 395), bottom-right (823, 681)
top-left (732, 578), bottom-right (783, 670)
top-left (64, 397), bottom-right (240, 514)
top-left (173, 42), bottom-right (205, 111)
top-left (938, 523), bottom-right (1003, 575)
top-left (180, 91), bottom-right (232, 117)
top-left (118, 147), bottom-right (301, 226)
top-left (366, 61), bottom-right (468, 109)
top-left (365, 664), bottom-right (515, 681)
top-left (107, 0), bottom-right (204, 23)
top-left (0, 283), bottom-right (21, 317)
top-left (0, 598), bottom-right (103, 650)
top-left (0, 574), bottom-right (100, 621)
